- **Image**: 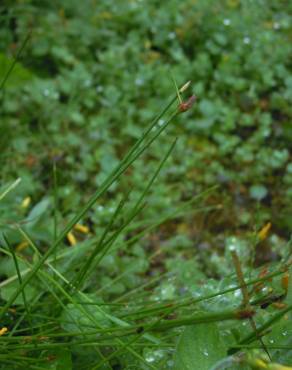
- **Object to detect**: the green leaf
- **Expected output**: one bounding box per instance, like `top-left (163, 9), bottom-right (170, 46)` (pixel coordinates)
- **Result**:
top-left (0, 280), bottom-right (38, 306)
top-left (40, 349), bottom-right (72, 370)
top-left (27, 198), bottom-right (51, 223)
top-left (0, 53), bottom-right (33, 88)
top-left (174, 323), bottom-right (226, 370)
top-left (249, 184), bottom-right (268, 200)
top-left (56, 350), bottom-right (72, 370)
top-left (60, 301), bottom-right (110, 334)
top-left (266, 267), bottom-right (292, 364)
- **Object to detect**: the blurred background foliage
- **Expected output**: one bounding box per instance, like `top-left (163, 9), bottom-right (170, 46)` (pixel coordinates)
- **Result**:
top-left (0, 0), bottom-right (291, 291)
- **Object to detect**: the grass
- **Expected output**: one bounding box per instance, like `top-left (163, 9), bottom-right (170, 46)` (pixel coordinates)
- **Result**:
top-left (0, 1), bottom-right (292, 369)
top-left (0, 79), bottom-right (290, 366)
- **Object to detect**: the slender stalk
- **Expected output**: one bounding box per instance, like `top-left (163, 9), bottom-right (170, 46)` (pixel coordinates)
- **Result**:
top-left (0, 31), bottom-right (31, 91)
top-left (231, 250), bottom-right (271, 360)
top-left (3, 235), bottom-right (33, 334)
top-left (0, 98), bottom-right (179, 320)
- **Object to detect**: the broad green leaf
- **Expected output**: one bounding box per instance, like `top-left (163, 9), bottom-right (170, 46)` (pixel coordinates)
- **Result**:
top-left (174, 323), bottom-right (226, 370)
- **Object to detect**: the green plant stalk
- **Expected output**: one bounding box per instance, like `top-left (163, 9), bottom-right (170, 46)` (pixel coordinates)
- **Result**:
top-left (95, 263), bottom-right (167, 297)
top-left (0, 242), bottom-right (286, 337)
top-left (0, 241), bottom-right (285, 320)
top-left (0, 239), bottom-right (97, 288)
top-left (0, 242), bottom-right (158, 345)
top-left (39, 269), bottom-right (110, 366)
top-left (0, 98), bottom-right (179, 320)
top-left (3, 235), bottom-right (33, 334)
top-left (0, 359), bottom-right (44, 370)
top-left (0, 178), bottom-right (21, 202)
top-left (231, 250), bottom-right (271, 360)
top-left (1, 148), bottom-right (213, 293)
top-left (29, 256), bottom-right (146, 367)
top-left (0, 31), bottom-right (31, 91)
top-left (2, 236), bottom-right (109, 365)
top-left (149, 308), bottom-right (254, 331)
top-left (3, 230), bottom-right (286, 360)
top-left (0, 354), bottom-right (46, 362)
top-left (161, 269), bottom-right (285, 315)
top-left (77, 138), bottom-right (177, 288)
top-left (91, 306), bottom-right (254, 370)
top-left (121, 184), bottom-right (219, 233)
top-left (7, 292), bottom-right (42, 338)
top-left (132, 138), bottom-right (178, 214)
top-left (238, 303), bottom-right (292, 346)
top-left (0, 201), bottom-right (217, 292)
top-left (114, 271), bottom-right (170, 305)
top-left (91, 286), bottom-right (184, 370)
top-left (53, 161), bottom-right (58, 243)
top-left (7, 230), bottom-right (160, 364)
top-left (110, 204), bottom-right (220, 259)
top-left (80, 202), bottom-right (146, 286)
top-left (114, 268), bottom-right (284, 321)
top-left (72, 191), bottom-right (130, 289)
top-left (15, 229), bottom-right (137, 331)
top-left (232, 344), bottom-right (292, 350)
top-left (2, 339), bottom-right (172, 352)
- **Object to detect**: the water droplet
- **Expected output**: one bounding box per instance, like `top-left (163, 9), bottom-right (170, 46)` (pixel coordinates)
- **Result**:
top-left (228, 244), bottom-right (236, 251)
top-left (179, 286), bottom-right (188, 295)
top-left (97, 205), bottom-right (104, 211)
top-left (243, 36), bottom-right (251, 45)
top-left (282, 331), bottom-right (287, 336)
top-left (273, 22), bottom-right (280, 30)
top-left (154, 350), bottom-right (164, 359)
top-left (158, 119), bottom-right (165, 126)
top-left (223, 19), bottom-right (231, 26)
top-left (84, 79), bottom-right (91, 87)
top-left (135, 78), bottom-right (144, 86)
top-left (43, 88), bottom-right (50, 97)
top-left (168, 32), bottom-right (176, 40)
top-left (269, 339), bottom-right (274, 344)
top-left (261, 286), bottom-right (269, 294)
top-left (192, 291), bottom-right (201, 298)
top-left (145, 349), bottom-right (162, 363)
top-left (203, 349), bottom-right (209, 356)
top-left (145, 354), bottom-right (155, 363)
top-left (96, 85), bottom-right (103, 92)
top-left (234, 289), bottom-right (242, 298)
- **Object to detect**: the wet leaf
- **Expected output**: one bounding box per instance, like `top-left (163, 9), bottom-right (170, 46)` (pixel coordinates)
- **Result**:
top-left (174, 323), bottom-right (226, 370)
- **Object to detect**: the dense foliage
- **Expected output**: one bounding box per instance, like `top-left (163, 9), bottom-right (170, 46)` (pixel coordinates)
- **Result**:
top-left (0, 0), bottom-right (291, 369)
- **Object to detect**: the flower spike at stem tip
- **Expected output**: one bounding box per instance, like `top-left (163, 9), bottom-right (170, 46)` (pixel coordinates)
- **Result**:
top-left (178, 95), bottom-right (197, 113)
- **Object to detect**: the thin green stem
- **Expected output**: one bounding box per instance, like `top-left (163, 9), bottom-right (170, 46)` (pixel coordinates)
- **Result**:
top-left (0, 99), bottom-right (179, 320)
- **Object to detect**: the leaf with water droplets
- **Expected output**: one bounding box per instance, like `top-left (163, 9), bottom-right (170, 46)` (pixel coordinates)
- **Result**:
top-left (174, 323), bottom-right (226, 370)
top-left (265, 267), bottom-right (292, 364)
